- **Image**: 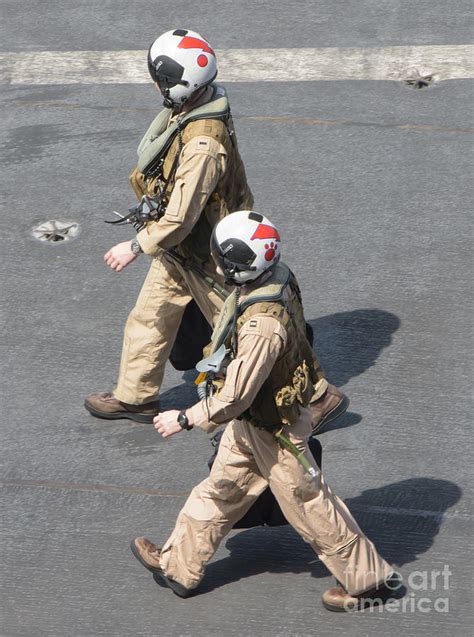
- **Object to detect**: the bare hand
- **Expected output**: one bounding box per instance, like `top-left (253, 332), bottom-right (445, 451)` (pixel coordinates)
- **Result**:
top-left (104, 241), bottom-right (138, 272)
top-left (154, 410), bottom-right (183, 438)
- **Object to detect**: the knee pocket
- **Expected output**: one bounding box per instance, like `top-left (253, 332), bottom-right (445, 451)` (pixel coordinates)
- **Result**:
top-left (208, 478), bottom-right (249, 504)
top-left (293, 476), bottom-right (321, 503)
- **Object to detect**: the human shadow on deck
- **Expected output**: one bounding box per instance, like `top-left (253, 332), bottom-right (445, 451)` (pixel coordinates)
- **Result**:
top-left (308, 308), bottom-right (400, 433)
top-left (199, 477), bottom-right (461, 594)
top-left (308, 308), bottom-right (400, 389)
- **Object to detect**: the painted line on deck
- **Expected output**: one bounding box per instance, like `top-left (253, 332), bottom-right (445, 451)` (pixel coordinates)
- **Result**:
top-left (243, 115), bottom-right (474, 134)
top-left (1, 478), bottom-right (188, 498)
top-left (1, 45), bottom-right (473, 85)
top-left (2, 478), bottom-right (470, 521)
top-left (7, 99), bottom-right (473, 134)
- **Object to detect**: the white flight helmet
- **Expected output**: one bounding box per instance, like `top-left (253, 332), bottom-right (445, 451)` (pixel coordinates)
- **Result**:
top-left (147, 29), bottom-right (217, 108)
top-left (210, 211), bottom-right (281, 285)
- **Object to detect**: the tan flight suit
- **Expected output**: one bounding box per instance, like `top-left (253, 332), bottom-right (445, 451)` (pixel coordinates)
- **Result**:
top-left (114, 87), bottom-right (253, 404)
top-left (158, 280), bottom-right (393, 595)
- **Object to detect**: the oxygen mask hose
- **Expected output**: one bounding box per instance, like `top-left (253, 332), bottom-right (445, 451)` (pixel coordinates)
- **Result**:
top-left (274, 429), bottom-right (318, 479)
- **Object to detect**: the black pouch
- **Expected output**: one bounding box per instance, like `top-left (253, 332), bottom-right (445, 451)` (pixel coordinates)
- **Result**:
top-left (169, 300), bottom-right (212, 371)
top-left (208, 431), bottom-right (322, 528)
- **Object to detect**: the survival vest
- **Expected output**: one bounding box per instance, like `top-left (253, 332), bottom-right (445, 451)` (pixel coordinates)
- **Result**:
top-left (128, 84), bottom-right (253, 262)
top-left (207, 262), bottom-right (325, 429)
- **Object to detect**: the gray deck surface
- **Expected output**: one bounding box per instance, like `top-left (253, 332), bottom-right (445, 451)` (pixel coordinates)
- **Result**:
top-left (1, 2), bottom-right (473, 635)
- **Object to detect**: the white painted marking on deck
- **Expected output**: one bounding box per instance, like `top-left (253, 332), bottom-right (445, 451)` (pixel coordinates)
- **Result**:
top-left (0, 45), bottom-right (473, 85)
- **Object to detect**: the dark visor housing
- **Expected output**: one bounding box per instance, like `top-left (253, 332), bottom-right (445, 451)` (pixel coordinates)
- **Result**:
top-left (210, 228), bottom-right (257, 284)
top-left (147, 50), bottom-right (189, 89)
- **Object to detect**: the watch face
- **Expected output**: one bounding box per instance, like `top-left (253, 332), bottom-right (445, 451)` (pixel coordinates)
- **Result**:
top-left (178, 412), bottom-right (190, 429)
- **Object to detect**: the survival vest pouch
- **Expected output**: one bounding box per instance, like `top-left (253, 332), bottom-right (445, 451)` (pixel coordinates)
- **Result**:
top-left (207, 432), bottom-right (322, 528)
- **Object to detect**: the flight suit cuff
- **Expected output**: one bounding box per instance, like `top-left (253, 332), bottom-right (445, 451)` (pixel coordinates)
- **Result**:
top-left (136, 226), bottom-right (161, 256)
top-left (186, 401), bottom-right (221, 433)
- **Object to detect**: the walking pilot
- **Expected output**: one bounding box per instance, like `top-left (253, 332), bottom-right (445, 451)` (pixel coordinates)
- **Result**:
top-left (85, 29), bottom-right (347, 434)
top-left (130, 210), bottom-right (395, 611)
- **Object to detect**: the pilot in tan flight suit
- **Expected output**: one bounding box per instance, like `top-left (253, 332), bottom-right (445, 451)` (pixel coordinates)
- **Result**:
top-left (130, 211), bottom-right (395, 612)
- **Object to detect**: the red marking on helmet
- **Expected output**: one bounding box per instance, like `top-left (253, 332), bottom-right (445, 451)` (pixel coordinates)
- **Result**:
top-left (251, 224), bottom-right (281, 241)
top-left (264, 248), bottom-right (275, 261)
top-left (178, 36), bottom-right (215, 57)
top-left (197, 54), bottom-right (208, 67)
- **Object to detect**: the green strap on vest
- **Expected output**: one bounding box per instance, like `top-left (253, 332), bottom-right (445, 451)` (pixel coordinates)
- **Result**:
top-left (208, 263), bottom-right (293, 356)
top-left (136, 84), bottom-right (230, 176)
top-left (274, 429), bottom-right (318, 478)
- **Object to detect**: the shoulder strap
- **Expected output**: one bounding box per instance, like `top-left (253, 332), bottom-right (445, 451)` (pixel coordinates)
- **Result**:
top-left (137, 84), bottom-right (230, 177)
top-left (238, 263), bottom-right (292, 314)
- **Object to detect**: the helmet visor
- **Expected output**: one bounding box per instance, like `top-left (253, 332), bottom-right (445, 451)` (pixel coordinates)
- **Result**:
top-left (210, 229), bottom-right (257, 282)
top-left (147, 53), bottom-right (189, 90)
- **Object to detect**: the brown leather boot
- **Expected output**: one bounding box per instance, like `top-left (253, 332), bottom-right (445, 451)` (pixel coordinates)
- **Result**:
top-left (309, 384), bottom-right (349, 434)
top-left (130, 537), bottom-right (193, 598)
top-left (322, 575), bottom-right (401, 612)
top-left (84, 392), bottom-right (160, 424)
top-left (130, 537), bottom-right (163, 574)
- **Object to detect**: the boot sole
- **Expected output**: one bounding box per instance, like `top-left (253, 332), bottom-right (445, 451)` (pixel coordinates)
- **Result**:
top-left (312, 394), bottom-right (350, 436)
top-left (322, 574), bottom-right (403, 612)
top-left (322, 589), bottom-right (400, 613)
top-left (84, 402), bottom-right (156, 424)
top-left (322, 598), bottom-right (363, 612)
top-left (130, 540), bottom-right (193, 598)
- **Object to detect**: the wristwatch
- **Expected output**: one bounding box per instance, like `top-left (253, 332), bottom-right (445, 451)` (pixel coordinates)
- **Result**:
top-left (177, 410), bottom-right (193, 431)
top-left (130, 237), bottom-right (143, 256)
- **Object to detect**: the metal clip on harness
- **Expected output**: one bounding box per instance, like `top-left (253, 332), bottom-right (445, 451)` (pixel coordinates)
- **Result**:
top-left (105, 194), bottom-right (165, 232)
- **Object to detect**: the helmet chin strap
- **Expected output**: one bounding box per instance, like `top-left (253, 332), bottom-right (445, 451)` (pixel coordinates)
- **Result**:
top-left (160, 81), bottom-right (212, 113)
top-left (164, 85), bottom-right (208, 112)
top-left (234, 268), bottom-right (273, 287)
top-left (162, 94), bottom-right (174, 109)
top-left (162, 90), bottom-right (187, 110)
top-left (223, 265), bottom-right (237, 286)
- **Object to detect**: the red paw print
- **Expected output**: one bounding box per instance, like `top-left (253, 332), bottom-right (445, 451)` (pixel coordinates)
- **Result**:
top-left (264, 242), bottom-right (277, 261)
